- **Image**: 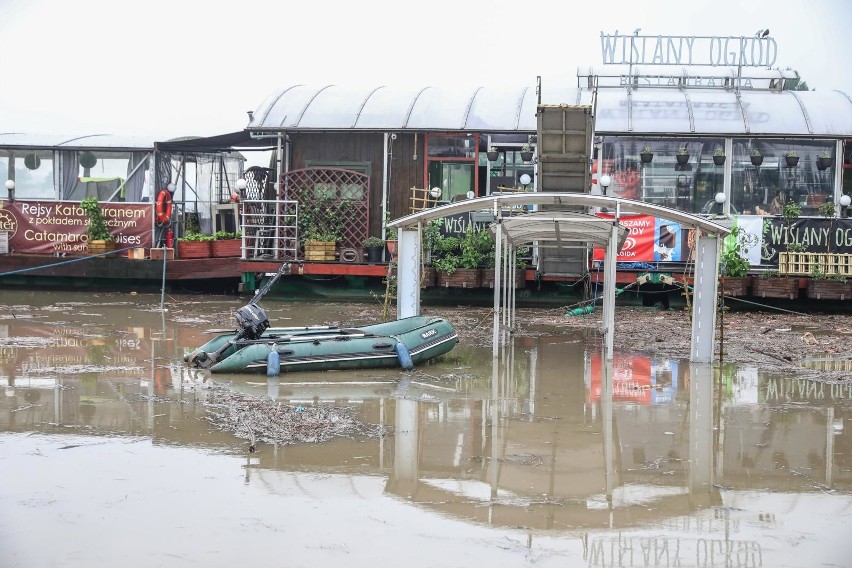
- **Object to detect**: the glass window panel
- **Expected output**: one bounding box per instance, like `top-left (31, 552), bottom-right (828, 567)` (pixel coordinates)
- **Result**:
top-left (3, 153), bottom-right (56, 200)
top-left (731, 138), bottom-right (836, 216)
top-left (600, 136), bottom-right (724, 214)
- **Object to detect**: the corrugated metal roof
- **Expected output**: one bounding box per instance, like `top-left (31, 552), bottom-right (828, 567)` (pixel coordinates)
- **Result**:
top-left (248, 83), bottom-right (852, 137)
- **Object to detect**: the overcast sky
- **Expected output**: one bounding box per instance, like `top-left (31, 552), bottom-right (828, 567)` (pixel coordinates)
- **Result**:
top-left (1, 0), bottom-right (850, 141)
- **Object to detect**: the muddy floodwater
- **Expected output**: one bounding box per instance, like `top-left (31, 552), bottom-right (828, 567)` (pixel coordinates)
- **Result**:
top-left (1, 290), bottom-right (850, 568)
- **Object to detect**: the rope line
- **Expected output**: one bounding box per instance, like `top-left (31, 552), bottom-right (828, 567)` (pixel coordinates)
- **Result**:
top-left (0, 246), bottom-right (138, 278)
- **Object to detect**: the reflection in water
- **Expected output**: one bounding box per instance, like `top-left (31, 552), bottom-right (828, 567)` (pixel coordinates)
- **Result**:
top-left (1, 291), bottom-right (851, 567)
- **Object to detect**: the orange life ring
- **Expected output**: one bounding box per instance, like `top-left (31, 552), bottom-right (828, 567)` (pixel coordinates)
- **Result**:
top-left (155, 189), bottom-right (173, 224)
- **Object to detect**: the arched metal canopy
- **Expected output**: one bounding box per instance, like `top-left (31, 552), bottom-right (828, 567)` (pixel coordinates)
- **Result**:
top-left (491, 211), bottom-right (629, 250)
top-left (391, 192), bottom-right (726, 367)
top-left (388, 192), bottom-right (732, 236)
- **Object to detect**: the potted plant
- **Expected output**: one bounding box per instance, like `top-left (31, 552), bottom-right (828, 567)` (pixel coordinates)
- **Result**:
top-left (676, 146), bottom-right (690, 165)
top-left (80, 197), bottom-right (116, 256)
top-left (298, 195), bottom-right (346, 261)
top-left (363, 236), bottom-right (385, 263)
top-left (713, 148), bottom-right (726, 166)
top-left (486, 146), bottom-right (499, 161)
top-left (819, 200), bottom-right (837, 218)
top-left (177, 231), bottom-right (213, 259)
top-left (420, 219), bottom-right (443, 287)
top-left (640, 144), bottom-right (653, 164)
top-left (720, 227), bottom-right (752, 296)
top-left (785, 149), bottom-right (799, 167)
top-left (211, 230), bottom-right (242, 258)
top-left (520, 144), bottom-right (534, 162)
top-left (817, 149), bottom-right (834, 171)
top-left (782, 200), bottom-right (801, 223)
top-left (750, 148), bottom-right (763, 167)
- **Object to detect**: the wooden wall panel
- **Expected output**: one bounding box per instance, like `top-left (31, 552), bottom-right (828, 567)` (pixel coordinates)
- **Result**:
top-left (289, 132), bottom-right (426, 238)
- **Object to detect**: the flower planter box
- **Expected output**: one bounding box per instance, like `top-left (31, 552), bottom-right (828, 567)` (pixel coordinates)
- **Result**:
top-left (436, 268), bottom-right (482, 288)
top-left (481, 268), bottom-right (526, 289)
top-left (178, 241), bottom-right (212, 259)
top-left (806, 279), bottom-right (852, 300)
top-left (721, 276), bottom-right (751, 297)
top-left (87, 239), bottom-right (116, 257)
top-left (150, 247), bottom-right (174, 260)
top-left (304, 240), bottom-right (336, 262)
top-left (211, 239), bottom-right (242, 258)
top-left (752, 276), bottom-right (799, 299)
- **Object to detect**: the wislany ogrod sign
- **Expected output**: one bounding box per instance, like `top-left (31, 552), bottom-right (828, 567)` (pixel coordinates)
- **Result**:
top-left (600, 32), bottom-right (778, 68)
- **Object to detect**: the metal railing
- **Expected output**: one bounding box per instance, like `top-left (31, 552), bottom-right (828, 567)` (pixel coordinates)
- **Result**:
top-left (241, 198), bottom-right (299, 260)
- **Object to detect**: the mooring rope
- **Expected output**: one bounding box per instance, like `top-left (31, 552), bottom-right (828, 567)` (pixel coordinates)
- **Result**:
top-left (0, 246), bottom-right (137, 278)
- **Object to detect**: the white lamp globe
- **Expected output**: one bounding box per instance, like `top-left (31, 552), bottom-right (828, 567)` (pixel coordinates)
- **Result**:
top-left (840, 194), bottom-right (851, 207)
top-left (519, 174), bottom-right (532, 185)
top-left (429, 187), bottom-right (442, 198)
top-left (599, 174), bottom-right (612, 188)
top-left (5, 180), bottom-right (14, 190)
top-left (167, 183), bottom-right (175, 192)
top-left (714, 192), bottom-right (726, 204)
top-left (236, 178), bottom-right (247, 191)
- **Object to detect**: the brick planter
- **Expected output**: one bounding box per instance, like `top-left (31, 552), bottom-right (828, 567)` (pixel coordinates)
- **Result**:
top-left (177, 240), bottom-right (212, 259)
top-left (752, 276), bottom-right (799, 299)
top-left (436, 268), bottom-right (482, 288)
top-left (211, 239), bottom-right (242, 258)
top-left (806, 279), bottom-right (852, 300)
top-left (721, 276), bottom-right (751, 297)
top-left (482, 268), bottom-right (526, 289)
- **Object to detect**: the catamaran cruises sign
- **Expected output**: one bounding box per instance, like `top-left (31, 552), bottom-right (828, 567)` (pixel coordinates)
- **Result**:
top-left (601, 33), bottom-right (778, 67)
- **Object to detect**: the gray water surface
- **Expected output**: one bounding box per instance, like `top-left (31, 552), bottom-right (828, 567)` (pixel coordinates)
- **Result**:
top-left (0, 290), bottom-right (850, 567)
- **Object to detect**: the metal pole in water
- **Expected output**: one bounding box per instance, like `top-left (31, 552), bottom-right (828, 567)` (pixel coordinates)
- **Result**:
top-left (159, 250), bottom-right (167, 311)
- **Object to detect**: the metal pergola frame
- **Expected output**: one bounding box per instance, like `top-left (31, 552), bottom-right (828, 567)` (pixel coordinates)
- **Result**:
top-left (387, 193), bottom-right (731, 363)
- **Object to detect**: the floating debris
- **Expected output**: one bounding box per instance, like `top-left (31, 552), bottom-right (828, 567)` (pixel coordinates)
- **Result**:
top-left (203, 383), bottom-right (388, 447)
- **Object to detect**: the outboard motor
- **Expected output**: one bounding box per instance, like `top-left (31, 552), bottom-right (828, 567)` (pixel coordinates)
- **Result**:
top-left (235, 303), bottom-right (270, 340)
top-left (187, 262), bottom-right (289, 369)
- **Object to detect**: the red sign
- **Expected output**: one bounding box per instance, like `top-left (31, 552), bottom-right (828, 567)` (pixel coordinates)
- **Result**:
top-left (592, 213), bottom-right (655, 262)
top-left (588, 354), bottom-right (653, 404)
top-left (0, 200), bottom-right (153, 254)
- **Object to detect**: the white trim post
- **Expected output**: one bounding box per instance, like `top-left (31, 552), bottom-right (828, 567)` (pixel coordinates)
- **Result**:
top-left (396, 228), bottom-right (421, 319)
top-left (690, 233), bottom-right (720, 363)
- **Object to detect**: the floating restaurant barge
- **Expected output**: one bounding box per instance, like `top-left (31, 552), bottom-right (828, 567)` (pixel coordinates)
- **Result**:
top-left (2, 32), bottom-right (852, 305)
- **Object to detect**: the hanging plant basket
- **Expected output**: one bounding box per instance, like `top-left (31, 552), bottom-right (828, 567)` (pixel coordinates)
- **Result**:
top-left (713, 155), bottom-right (726, 166)
top-left (817, 156), bottom-right (833, 171)
top-left (785, 155), bottom-right (800, 167)
top-left (79, 151), bottom-right (97, 169)
top-left (486, 147), bottom-right (499, 161)
top-left (520, 150), bottom-right (534, 162)
top-left (750, 155), bottom-right (764, 167)
top-left (24, 153), bottom-right (41, 170)
top-left (640, 152), bottom-right (653, 164)
top-left (676, 153), bottom-right (690, 165)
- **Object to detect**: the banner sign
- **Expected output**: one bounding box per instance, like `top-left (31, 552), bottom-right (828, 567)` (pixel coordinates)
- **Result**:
top-left (760, 217), bottom-right (852, 264)
top-left (0, 199), bottom-right (152, 254)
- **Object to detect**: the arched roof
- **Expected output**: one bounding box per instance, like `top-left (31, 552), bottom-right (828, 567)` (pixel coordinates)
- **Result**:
top-left (247, 83), bottom-right (852, 137)
top-left (387, 193), bottom-right (732, 238)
